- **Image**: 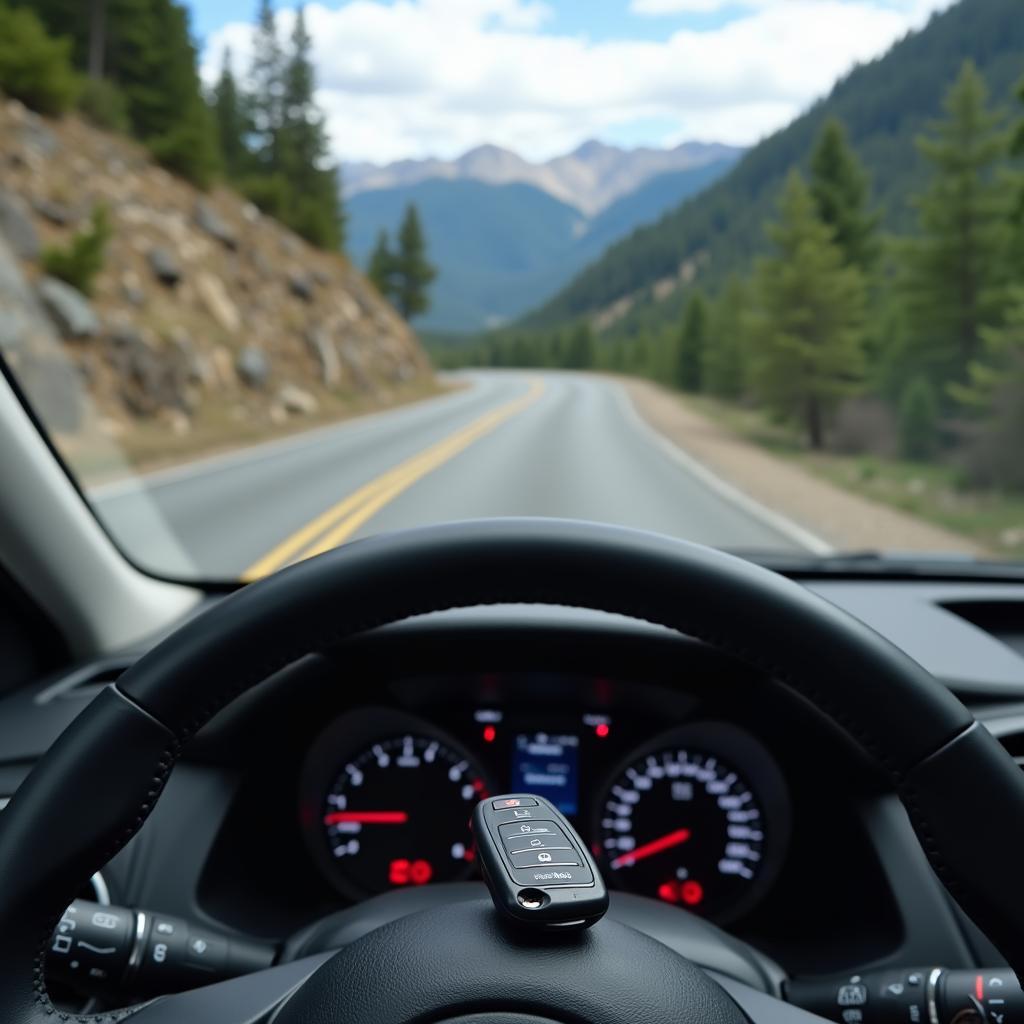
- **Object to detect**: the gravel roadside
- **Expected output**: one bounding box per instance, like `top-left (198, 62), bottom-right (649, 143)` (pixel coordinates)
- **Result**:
top-left (622, 376), bottom-right (987, 557)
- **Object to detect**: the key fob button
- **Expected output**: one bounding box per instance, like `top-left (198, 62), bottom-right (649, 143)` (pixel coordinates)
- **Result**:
top-left (509, 849), bottom-right (579, 869)
top-left (503, 833), bottom-right (573, 854)
top-left (492, 806), bottom-right (543, 824)
top-left (497, 820), bottom-right (563, 840)
top-left (492, 797), bottom-right (538, 810)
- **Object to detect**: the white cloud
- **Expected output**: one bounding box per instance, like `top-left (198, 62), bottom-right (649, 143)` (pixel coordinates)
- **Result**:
top-left (630, 0), bottom-right (946, 14)
top-left (202, 0), bottom-right (956, 165)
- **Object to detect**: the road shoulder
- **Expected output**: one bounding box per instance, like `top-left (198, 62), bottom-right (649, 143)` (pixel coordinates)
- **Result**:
top-left (621, 376), bottom-right (986, 556)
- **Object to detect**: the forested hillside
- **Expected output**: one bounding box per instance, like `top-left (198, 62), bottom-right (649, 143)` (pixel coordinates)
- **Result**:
top-left (437, 0), bottom-right (1024, 551)
top-left (524, 0), bottom-right (1024, 334)
top-left (5, 0), bottom-right (344, 250)
top-left (348, 158), bottom-right (736, 331)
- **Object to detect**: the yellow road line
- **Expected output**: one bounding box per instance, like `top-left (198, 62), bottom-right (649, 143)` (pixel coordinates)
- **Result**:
top-left (241, 380), bottom-right (544, 580)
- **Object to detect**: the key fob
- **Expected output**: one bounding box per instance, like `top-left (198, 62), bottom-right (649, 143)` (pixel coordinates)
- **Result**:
top-left (471, 793), bottom-right (608, 930)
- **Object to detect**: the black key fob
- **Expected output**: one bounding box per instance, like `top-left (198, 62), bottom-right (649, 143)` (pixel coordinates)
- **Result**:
top-left (471, 793), bottom-right (608, 930)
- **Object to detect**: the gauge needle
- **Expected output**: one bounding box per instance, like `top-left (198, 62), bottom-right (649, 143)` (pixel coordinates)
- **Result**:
top-left (611, 828), bottom-right (691, 869)
top-left (323, 810), bottom-right (410, 825)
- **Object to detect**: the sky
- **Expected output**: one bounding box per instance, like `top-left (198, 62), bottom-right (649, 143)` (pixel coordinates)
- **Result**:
top-left (188, 0), bottom-right (956, 166)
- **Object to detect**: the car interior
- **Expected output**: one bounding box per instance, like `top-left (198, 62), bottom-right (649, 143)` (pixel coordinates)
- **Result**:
top-left (3, 356), bottom-right (1024, 1022)
top-left (2, 1), bottom-right (1024, 1023)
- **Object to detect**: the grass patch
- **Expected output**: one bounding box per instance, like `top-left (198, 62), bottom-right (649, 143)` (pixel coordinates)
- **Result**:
top-left (690, 395), bottom-right (1024, 559)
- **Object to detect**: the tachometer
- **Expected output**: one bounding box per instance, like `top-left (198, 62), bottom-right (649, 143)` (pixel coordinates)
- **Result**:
top-left (301, 711), bottom-right (491, 900)
top-left (596, 724), bottom-right (788, 923)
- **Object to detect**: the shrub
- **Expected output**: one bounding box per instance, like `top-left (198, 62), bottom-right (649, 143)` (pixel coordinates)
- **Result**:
top-left (237, 173), bottom-right (291, 220)
top-left (41, 205), bottom-right (112, 297)
top-left (0, 4), bottom-right (77, 116)
top-left (830, 396), bottom-right (898, 456)
top-left (958, 355), bottom-right (1024, 491)
top-left (76, 77), bottom-right (130, 133)
top-left (289, 194), bottom-right (342, 250)
top-left (147, 101), bottom-right (221, 190)
top-left (898, 375), bottom-right (939, 460)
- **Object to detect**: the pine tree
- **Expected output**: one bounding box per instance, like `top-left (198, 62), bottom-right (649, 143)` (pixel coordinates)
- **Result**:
top-left (749, 171), bottom-right (866, 449)
top-left (278, 5), bottom-right (317, 179)
top-left (809, 117), bottom-right (879, 272)
top-left (1013, 78), bottom-right (1024, 158)
top-left (703, 276), bottom-right (748, 399)
top-left (276, 5), bottom-right (344, 248)
top-left (951, 284), bottom-right (1024, 412)
top-left (9, 0), bottom-right (89, 68)
top-left (4, 0), bottom-right (219, 184)
top-left (0, 3), bottom-right (78, 115)
top-left (564, 323), bottom-right (595, 369)
top-left (899, 61), bottom-right (1011, 390)
top-left (110, 0), bottom-right (221, 186)
top-left (212, 47), bottom-right (248, 178)
top-left (248, 0), bottom-right (284, 170)
top-left (87, 0), bottom-right (106, 78)
top-left (953, 287), bottom-right (1024, 489)
top-left (393, 205), bottom-right (436, 321)
top-left (898, 376), bottom-right (939, 459)
top-left (1008, 78), bottom-right (1024, 257)
top-left (368, 229), bottom-right (395, 298)
top-left (675, 291), bottom-right (708, 392)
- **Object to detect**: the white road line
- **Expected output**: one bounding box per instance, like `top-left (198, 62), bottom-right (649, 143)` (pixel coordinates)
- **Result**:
top-left (613, 381), bottom-right (833, 555)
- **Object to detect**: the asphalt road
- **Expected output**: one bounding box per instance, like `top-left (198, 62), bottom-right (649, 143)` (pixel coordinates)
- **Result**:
top-left (91, 371), bottom-right (816, 580)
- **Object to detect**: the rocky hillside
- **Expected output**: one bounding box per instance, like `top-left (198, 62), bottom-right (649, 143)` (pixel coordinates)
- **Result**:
top-left (0, 96), bottom-right (432, 480)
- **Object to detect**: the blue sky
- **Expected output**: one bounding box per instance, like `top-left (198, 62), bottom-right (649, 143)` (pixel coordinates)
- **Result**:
top-left (186, 1), bottom-right (744, 45)
top-left (191, 0), bottom-right (953, 164)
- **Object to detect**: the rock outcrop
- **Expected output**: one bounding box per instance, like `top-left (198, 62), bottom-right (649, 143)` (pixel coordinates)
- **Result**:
top-left (0, 96), bottom-right (431, 472)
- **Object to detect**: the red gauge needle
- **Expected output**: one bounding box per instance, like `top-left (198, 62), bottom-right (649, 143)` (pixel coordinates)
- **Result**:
top-left (323, 810), bottom-right (409, 825)
top-left (611, 828), bottom-right (691, 869)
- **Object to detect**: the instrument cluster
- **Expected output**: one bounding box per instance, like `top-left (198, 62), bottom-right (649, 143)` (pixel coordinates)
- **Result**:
top-left (299, 698), bottom-right (791, 924)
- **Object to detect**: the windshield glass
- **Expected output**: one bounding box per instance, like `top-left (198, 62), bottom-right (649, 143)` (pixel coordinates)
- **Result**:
top-left (2, 0), bottom-right (1023, 582)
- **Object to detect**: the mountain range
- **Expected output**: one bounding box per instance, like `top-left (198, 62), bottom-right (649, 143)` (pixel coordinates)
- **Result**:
top-left (345, 141), bottom-right (741, 332)
top-left (522, 0), bottom-right (1024, 336)
top-left (344, 140), bottom-right (741, 216)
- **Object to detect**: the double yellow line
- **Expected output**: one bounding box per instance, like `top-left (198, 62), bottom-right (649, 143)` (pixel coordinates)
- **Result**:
top-left (241, 380), bottom-right (545, 581)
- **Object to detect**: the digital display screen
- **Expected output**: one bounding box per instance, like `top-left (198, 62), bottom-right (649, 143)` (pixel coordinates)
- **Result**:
top-left (511, 732), bottom-right (580, 815)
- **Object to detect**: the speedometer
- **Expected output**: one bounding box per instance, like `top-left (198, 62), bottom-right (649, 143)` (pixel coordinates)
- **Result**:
top-left (596, 724), bottom-right (789, 923)
top-left (301, 710), bottom-right (492, 899)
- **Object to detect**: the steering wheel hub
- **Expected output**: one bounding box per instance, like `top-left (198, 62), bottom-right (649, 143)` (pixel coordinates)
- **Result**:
top-left (275, 899), bottom-right (748, 1024)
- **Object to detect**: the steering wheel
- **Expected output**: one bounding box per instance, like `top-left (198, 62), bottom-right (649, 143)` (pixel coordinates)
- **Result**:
top-left (2, 519), bottom-right (1023, 1024)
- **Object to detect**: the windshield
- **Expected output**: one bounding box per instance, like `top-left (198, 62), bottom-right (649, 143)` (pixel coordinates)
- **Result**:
top-left (2, 0), bottom-right (1023, 582)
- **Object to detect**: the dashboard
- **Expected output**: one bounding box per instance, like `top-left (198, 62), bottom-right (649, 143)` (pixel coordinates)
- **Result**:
top-left (298, 701), bottom-right (789, 925)
top-left (1, 598), bottom-right (1019, 987)
top-left (175, 618), bottom-right (921, 975)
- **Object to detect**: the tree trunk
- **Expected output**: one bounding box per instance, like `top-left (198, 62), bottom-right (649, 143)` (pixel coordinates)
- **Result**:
top-left (806, 395), bottom-right (824, 450)
top-left (88, 0), bottom-right (107, 80)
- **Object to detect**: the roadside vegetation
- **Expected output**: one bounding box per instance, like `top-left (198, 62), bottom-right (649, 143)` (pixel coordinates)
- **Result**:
top-left (0, 0), bottom-right (439, 313)
top-left (0, 0), bottom-right (343, 250)
top-left (686, 395), bottom-right (1024, 557)
top-left (436, 60), bottom-right (1024, 557)
top-left (40, 204), bottom-right (112, 295)
top-left (367, 205), bottom-right (438, 322)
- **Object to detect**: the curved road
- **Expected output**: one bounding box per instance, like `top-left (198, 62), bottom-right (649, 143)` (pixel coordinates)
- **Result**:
top-left (91, 372), bottom-right (814, 579)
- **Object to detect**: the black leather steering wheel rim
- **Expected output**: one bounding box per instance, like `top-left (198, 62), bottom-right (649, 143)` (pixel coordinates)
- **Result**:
top-left (1, 518), bottom-right (1023, 1023)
